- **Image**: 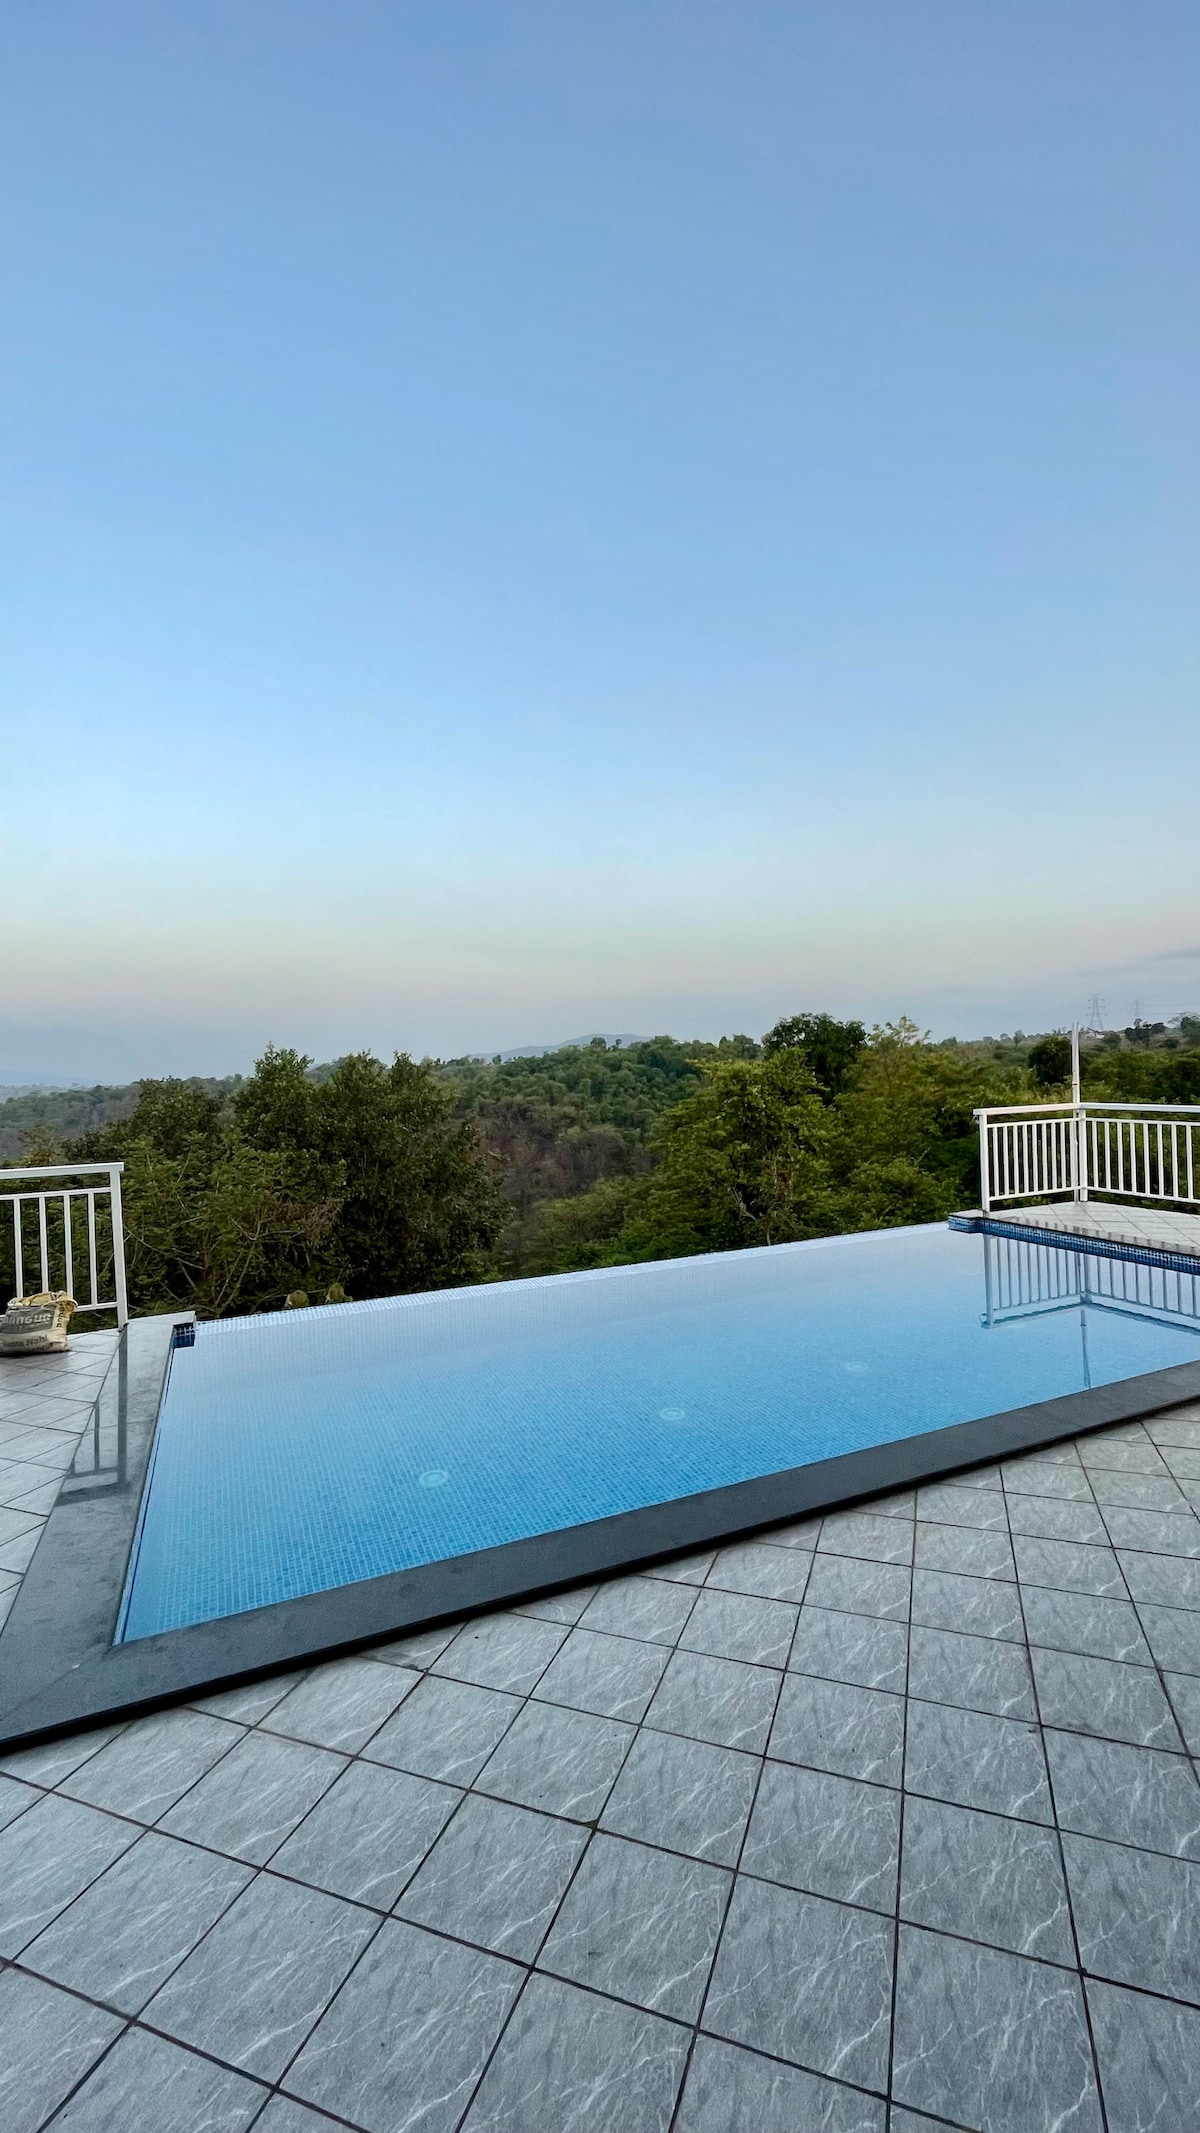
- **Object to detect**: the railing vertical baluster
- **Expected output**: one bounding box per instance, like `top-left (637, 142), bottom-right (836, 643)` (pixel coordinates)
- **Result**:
top-left (37, 1195), bottom-right (49, 1291)
top-left (86, 1191), bottom-right (99, 1307)
top-left (62, 1193), bottom-right (74, 1300)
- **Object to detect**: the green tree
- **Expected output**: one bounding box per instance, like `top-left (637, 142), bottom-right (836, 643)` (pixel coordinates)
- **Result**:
top-left (1027, 1034), bottom-right (1072, 1088)
top-left (761, 1012), bottom-right (866, 1099)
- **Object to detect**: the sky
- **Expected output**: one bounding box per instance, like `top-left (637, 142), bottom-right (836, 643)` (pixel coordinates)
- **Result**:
top-left (2, 1), bottom-right (1197, 1082)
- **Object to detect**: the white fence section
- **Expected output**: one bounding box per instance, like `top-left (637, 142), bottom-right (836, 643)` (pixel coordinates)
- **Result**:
top-left (975, 1103), bottom-right (1200, 1216)
top-left (0, 1162), bottom-right (128, 1326)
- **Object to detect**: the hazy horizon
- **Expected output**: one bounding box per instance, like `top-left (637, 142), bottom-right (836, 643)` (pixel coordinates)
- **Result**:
top-left (4, 4), bottom-right (1197, 1088)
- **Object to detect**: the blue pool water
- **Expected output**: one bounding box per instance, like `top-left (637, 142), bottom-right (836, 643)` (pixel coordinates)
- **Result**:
top-left (119, 1223), bottom-right (1200, 1638)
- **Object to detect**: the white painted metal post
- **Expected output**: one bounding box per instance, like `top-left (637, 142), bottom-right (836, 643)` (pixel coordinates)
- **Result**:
top-left (1071, 1023), bottom-right (1088, 1202)
top-left (108, 1164), bottom-right (129, 1329)
top-left (978, 1110), bottom-right (991, 1213)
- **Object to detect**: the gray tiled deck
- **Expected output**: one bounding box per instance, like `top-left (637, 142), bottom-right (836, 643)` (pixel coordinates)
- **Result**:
top-left (978, 1198), bottom-right (1200, 1262)
top-left (0, 1334), bottom-right (119, 1630)
top-left (2, 1385), bottom-right (1200, 2126)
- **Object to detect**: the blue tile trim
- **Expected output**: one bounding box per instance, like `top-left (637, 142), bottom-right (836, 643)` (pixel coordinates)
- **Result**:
top-left (949, 1213), bottom-right (1200, 1278)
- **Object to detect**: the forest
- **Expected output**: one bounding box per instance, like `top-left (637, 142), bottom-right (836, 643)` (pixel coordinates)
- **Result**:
top-left (4, 1013), bottom-right (1199, 1320)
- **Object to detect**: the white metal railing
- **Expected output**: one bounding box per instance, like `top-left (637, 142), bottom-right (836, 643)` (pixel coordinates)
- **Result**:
top-left (0, 1163), bottom-right (128, 1326)
top-left (975, 1103), bottom-right (1200, 1216)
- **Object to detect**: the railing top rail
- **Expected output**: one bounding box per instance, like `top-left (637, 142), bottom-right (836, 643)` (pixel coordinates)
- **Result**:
top-left (974, 1102), bottom-right (1200, 1121)
top-left (0, 1162), bottom-right (125, 1184)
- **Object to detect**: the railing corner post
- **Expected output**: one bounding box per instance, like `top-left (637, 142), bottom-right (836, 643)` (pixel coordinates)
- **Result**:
top-left (977, 1110), bottom-right (991, 1214)
top-left (109, 1164), bottom-right (129, 1328)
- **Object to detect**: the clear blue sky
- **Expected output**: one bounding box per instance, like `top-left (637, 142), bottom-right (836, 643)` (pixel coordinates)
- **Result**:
top-left (3, 1), bottom-right (1197, 1080)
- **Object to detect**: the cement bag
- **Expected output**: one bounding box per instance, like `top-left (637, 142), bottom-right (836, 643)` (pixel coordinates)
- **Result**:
top-left (0, 1291), bottom-right (78, 1356)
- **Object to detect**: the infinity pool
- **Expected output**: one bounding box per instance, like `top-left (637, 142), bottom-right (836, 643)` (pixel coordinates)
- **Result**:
top-left (119, 1222), bottom-right (1200, 1638)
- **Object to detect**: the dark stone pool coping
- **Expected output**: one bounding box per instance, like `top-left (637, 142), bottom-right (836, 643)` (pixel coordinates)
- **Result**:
top-left (3, 1309), bottom-right (1200, 1751)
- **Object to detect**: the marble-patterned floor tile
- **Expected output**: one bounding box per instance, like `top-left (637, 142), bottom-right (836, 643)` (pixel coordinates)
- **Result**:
top-left (62, 1707), bottom-right (243, 1822)
top-left (0, 1521), bottom-right (45, 1574)
top-left (915, 1484), bottom-right (1008, 1531)
top-left (1001, 1459), bottom-right (1095, 1501)
top-left (48, 2022), bottom-right (265, 2132)
top-left (23, 1829), bottom-right (251, 2011)
top-left (1086, 1977), bottom-right (1200, 2133)
top-left (1079, 1435), bottom-right (1167, 1473)
top-left (364, 1675), bottom-right (521, 1783)
top-left (817, 1508), bottom-right (914, 1565)
top-left (370, 1622), bottom-right (460, 1667)
top-left (904, 1698), bottom-right (1052, 1823)
top-left (577, 1573), bottom-right (699, 1645)
top-left (1163, 1444), bottom-right (1200, 1480)
top-left (258, 1658), bottom-right (418, 1752)
top-left (0, 1425), bottom-right (80, 1468)
top-left (287, 1916), bottom-right (521, 2133)
top-left (1020, 1584), bottom-right (1152, 1665)
top-left (0, 1722), bottom-right (121, 1789)
top-left (271, 1761), bottom-right (460, 1908)
top-left (907, 1625), bottom-right (1034, 1719)
top-left (645, 1649), bottom-right (782, 1753)
top-left (1145, 1413), bottom-right (1200, 1451)
top-left (516, 1583), bottom-right (599, 1622)
top-left (891, 1925), bottom-right (1101, 2133)
top-left (803, 1554), bottom-right (911, 1622)
top-left (679, 1586), bottom-right (798, 1666)
top-left (788, 1604), bottom-right (908, 1690)
top-left (910, 1567), bottom-right (1024, 1643)
top-left (742, 1759), bottom-right (899, 1913)
top-left (190, 1673), bottom-right (305, 1725)
top-left (1117, 1550), bottom-right (1200, 1610)
top-left (144, 1871), bottom-right (376, 2081)
top-left (675, 2035), bottom-right (884, 2132)
top-left (0, 1791), bottom-right (137, 1954)
top-left (869, 1489), bottom-right (916, 1519)
top-left (433, 1612), bottom-right (567, 1693)
top-left (900, 1794), bottom-right (1074, 1963)
top-left (461, 1972), bottom-right (689, 2133)
top-left (644, 1549), bottom-right (716, 1586)
top-left (704, 1874), bottom-right (893, 2091)
top-left (533, 1627), bottom-right (671, 1722)
top-left (770, 1672), bottom-right (904, 1787)
top-left (49, 2022), bottom-right (265, 2133)
top-left (539, 1831), bottom-right (728, 2021)
top-left (601, 1727), bottom-right (758, 1866)
top-left (1064, 1832), bottom-right (1200, 2001)
top-left (1030, 1647), bottom-right (1182, 1750)
top-left (159, 1731), bottom-right (347, 1864)
top-left (764, 1514), bottom-right (825, 1547)
top-left (0, 1771), bottom-right (38, 1832)
top-left (1007, 1495), bottom-right (1108, 1546)
top-left (913, 1521), bottom-right (1016, 1581)
top-left (704, 1538), bottom-right (814, 1602)
top-left (0, 1504), bottom-right (43, 1546)
top-left (1086, 1466), bottom-right (1191, 1514)
top-left (254, 2099), bottom-right (353, 2133)
top-left (1165, 1671), bottom-right (1200, 1755)
top-left (1045, 1730), bottom-right (1200, 1858)
top-left (0, 1474), bottom-right (69, 1515)
top-left (1103, 1505), bottom-right (1200, 1558)
top-left (1013, 1531), bottom-right (1126, 1597)
top-left (397, 1794), bottom-right (586, 1961)
top-left (0, 1966), bottom-right (123, 2133)
top-left (476, 1697), bottom-right (634, 1821)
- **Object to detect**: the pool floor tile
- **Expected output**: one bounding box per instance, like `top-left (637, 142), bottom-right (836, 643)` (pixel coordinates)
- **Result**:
top-left (286, 1916), bottom-right (522, 2133)
top-left (534, 1628), bottom-right (671, 1722)
top-left (673, 2035), bottom-right (885, 2133)
top-left (396, 1793), bottom-right (587, 1961)
top-left (903, 1698), bottom-right (1053, 1823)
top-left (770, 1672), bottom-right (904, 1787)
top-left (1062, 1832), bottom-right (1200, 2003)
top-left (143, 1871), bottom-right (377, 2082)
top-left (158, 1730), bottom-right (348, 1864)
top-left (271, 1760), bottom-right (461, 1908)
top-left (644, 1648), bottom-right (782, 1752)
top-left (891, 1925), bottom-right (1101, 2133)
top-left (1086, 1978), bottom-right (1200, 2133)
top-left (364, 1675), bottom-right (522, 1784)
top-left (22, 1829), bottom-right (252, 2011)
top-left (899, 1794), bottom-right (1074, 1963)
top-left (742, 1758), bottom-right (900, 1912)
top-left (538, 1831), bottom-right (729, 2021)
top-left (0, 1967), bottom-right (124, 2133)
top-left (47, 2026), bottom-right (265, 2133)
top-left (461, 1972), bottom-right (690, 2133)
top-left (475, 1697), bottom-right (634, 1821)
top-left (703, 1874), bottom-right (893, 2091)
top-left (600, 1727), bottom-right (759, 1866)
top-left (257, 1657), bottom-right (419, 1752)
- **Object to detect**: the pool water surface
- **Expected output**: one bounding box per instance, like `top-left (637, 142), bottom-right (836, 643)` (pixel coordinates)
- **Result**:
top-left (119, 1223), bottom-right (1200, 1638)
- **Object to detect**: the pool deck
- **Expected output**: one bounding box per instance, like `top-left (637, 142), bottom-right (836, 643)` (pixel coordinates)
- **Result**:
top-left (958, 1198), bottom-right (1200, 1266)
top-left (0, 1333), bottom-right (120, 1634)
top-left (1, 1366), bottom-right (1199, 2129)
